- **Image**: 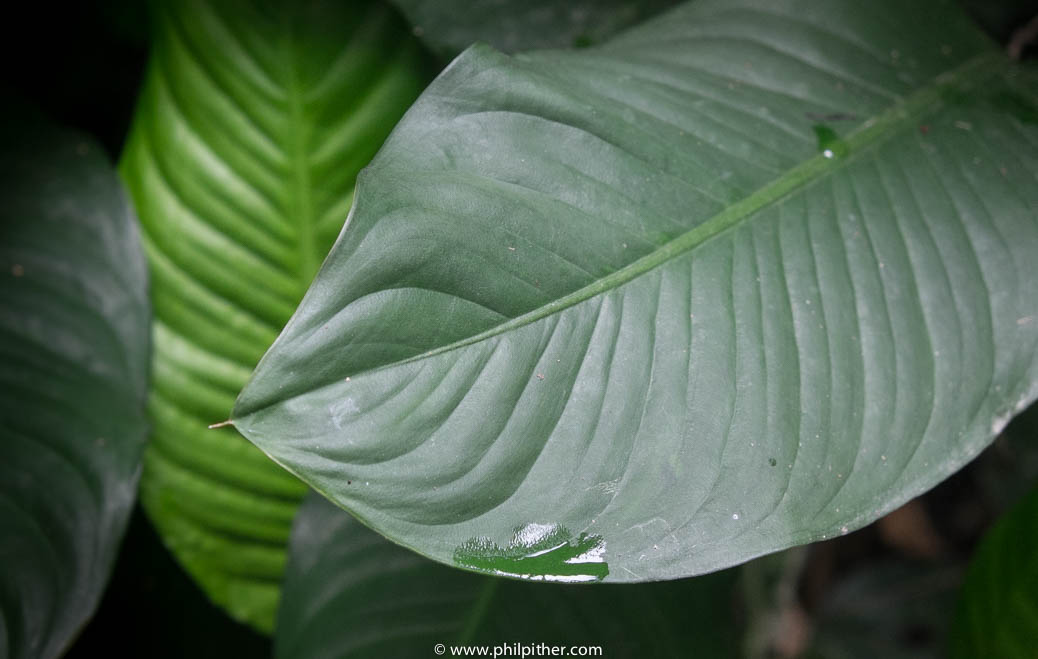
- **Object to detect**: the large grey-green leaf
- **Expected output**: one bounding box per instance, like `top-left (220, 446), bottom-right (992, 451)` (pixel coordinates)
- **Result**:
top-left (277, 492), bottom-right (737, 658)
top-left (119, 0), bottom-right (428, 630)
top-left (391, 0), bottom-right (679, 56)
top-left (0, 119), bottom-right (149, 658)
top-left (235, 0), bottom-right (1038, 583)
top-left (949, 484), bottom-right (1038, 658)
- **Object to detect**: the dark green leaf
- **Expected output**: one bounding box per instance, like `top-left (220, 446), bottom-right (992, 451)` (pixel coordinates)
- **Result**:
top-left (276, 492), bottom-right (738, 658)
top-left (0, 119), bottom-right (149, 659)
top-left (235, 0), bottom-right (1038, 583)
top-left (119, 0), bottom-right (429, 630)
top-left (392, 0), bottom-right (679, 56)
top-left (950, 484), bottom-right (1038, 658)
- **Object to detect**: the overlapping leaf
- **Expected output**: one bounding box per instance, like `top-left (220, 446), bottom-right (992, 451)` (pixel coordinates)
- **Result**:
top-left (0, 120), bottom-right (149, 659)
top-left (235, 0), bottom-right (1038, 582)
top-left (119, 0), bottom-right (428, 630)
top-left (391, 0), bottom-right (679, 56)
top-left (276, 493), bottom-right (737, 658)
top-left (950, 484), bottom-right (1038, 658)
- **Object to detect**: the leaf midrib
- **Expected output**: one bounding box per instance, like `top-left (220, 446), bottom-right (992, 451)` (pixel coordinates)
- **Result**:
top-left (239, 49), bottom-right (1003, 416)
top-left (283, 12), bottom-right (319, 292)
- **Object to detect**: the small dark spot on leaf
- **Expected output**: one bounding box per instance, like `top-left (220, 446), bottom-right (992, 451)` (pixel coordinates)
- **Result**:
top-left (572, 34), bottom-right (594, 48)
top-left (769, 457), bottom-right (777, 467)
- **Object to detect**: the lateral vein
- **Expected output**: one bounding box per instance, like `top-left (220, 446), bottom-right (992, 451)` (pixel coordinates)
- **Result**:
top-left (238, 50), bottom-right (1004, 414)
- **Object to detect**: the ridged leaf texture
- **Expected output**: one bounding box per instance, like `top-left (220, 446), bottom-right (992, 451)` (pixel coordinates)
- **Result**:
top-left (0, 121), bottom-right (149, 659)
top-left (235, 0), bottom-right (1038, 583)
top-left (951, 485), bottom-right (1038, 658)
top-left (276, 492), bottom-right (737, 658)
top-left (119, 0), bottom-right (428, 630)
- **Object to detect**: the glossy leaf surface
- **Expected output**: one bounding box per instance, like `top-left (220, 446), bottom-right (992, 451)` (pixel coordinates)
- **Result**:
top-left (950, 484), bottom-right (1038, 658)
top-left (392, 0), bottom-right (678, 56)
top-left (0, 121), bottom-right (149, 658)
top-left (119, 0), bottom-right (428, 630)
top-left (276, 492), bottom-right (737, 658)
top-left (236, 0), bottom-right (1038, 582)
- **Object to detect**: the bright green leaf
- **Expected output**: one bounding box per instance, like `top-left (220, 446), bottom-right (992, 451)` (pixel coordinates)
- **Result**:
top-left (391, 0), bottom-right (679, 56)
top-left (119, 0), bottom-right (429, 631)
top-left (276, 492), bottom-right (738, 658)
top-left (0, 119), bottom-right (149, 659)
top-left (950, 484), bottom-right (1038, 658)
top-left (235, 0), bottom-right (1038, 583)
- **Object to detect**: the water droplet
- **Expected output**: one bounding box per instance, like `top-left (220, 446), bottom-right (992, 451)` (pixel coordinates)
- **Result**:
top-left (454, 523), bottom-right (608, 582)
top-left (812, 124), bottom-right (850, 159)
top-left (731, 513), bottom-right (740, 520)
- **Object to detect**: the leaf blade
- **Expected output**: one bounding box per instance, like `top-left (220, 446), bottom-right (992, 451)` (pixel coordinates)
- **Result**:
top-left (0, 120), bottom-right (149, 659)
top-left (120, 0), bottom-right (429, 630)
top-left (236, 0), bottom-right (1038, 582)
top-left (950, 484), bottom-right (1038, 658)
